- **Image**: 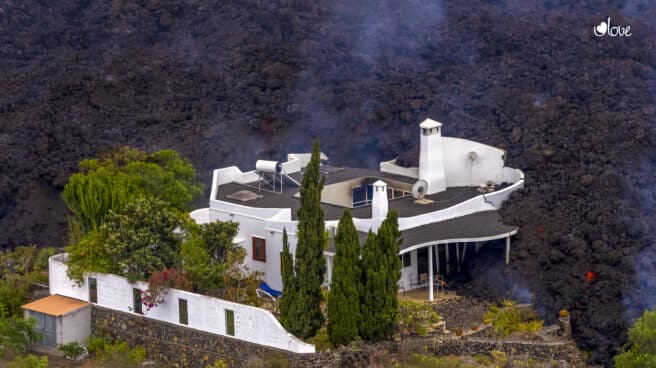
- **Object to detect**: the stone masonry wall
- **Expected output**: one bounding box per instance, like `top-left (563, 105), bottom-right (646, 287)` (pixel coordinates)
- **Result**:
top-left (91, 306), bottom-right (305, 367)
top-left (91, 306), bottom-right (585, 367)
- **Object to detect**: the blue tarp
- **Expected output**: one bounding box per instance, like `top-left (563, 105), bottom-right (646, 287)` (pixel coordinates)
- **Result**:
top-left (259, 282), bottom-right (282, 298)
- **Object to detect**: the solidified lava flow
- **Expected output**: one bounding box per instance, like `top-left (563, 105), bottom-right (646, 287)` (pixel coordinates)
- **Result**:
top-left (0, 0), bottom-right (655, 365)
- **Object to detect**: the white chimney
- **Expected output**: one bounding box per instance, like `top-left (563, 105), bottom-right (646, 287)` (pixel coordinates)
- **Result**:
top-left (418, 118), bottom-right (446, 194)
top-left (371, 180), bottom-right (389, 218)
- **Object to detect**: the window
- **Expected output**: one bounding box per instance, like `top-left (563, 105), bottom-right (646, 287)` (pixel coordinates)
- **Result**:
top-left (225, 309), bottom-right (235, 336)
top-left (179, 299), bottom-right (188, 325)
top-left (88, 277), bottom-right (97, 303)
top-left (133, 288), bottom-right (143, 314)
top-left (252, 237), bottom-right (266, 262)
top-left (400, 253), bottom-right (411, 268)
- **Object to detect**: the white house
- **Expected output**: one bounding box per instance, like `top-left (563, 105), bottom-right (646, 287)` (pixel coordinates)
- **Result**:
top-left (191, 119), bottom-right (524, 301)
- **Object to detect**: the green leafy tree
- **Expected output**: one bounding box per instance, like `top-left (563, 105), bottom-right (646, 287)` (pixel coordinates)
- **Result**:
top-left (66, 198), bottom-right (185, 283)
top-left (616, 310), bottom-right (656, 367)
top-left (179, 232), bottom-right (224, 293)
top-left (200, 221), bottom-right (239, 262)
top-left (279, 228), bottom-right (297, 329)
top-left (285, 140), bottom-right (326, 339)
top-left (62, 148), bottom-right (202, 236)
top-left (359, 210), bottom-right (402, 341)
top-left (327, 209), bottom-right (361, 346)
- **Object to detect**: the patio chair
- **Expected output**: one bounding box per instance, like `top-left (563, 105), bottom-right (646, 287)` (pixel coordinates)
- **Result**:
top-left (419, 273), bottom-right (428, 289)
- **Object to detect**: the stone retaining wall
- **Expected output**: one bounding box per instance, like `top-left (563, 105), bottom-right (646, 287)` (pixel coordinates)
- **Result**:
top-left (91, 306), bottom-right (585, 367)
top-left (91, 306), bottom-right (306, 367)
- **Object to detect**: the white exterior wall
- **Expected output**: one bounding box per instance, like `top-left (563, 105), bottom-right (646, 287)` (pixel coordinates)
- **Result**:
top-left (60, 307), bottom-right (91, 345)
top-left (201, 134), bottom-right (524, 294)
top-left (442, 137), bottom-right (508, 187)
top-left (48, 255), bottom-right (315, 354)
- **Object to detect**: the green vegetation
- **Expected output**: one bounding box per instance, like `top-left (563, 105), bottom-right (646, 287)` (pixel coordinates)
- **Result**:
top-left (360, 210), bottom-right (402, 341)
top-left (63, 148), bottom-right (260, 305)
top-left (482, 300), bottom-right (543, 337)
top-left (306, 327), bottom-right (333, 351)
top-left (0, 247), bottom-right (51, 367)
top-left (327, 209), bottom-right (362, 346)
top-left (280, 140), bottom-right (326, 339)
top-left (67, 198), bottom-right (186, 283)
top-left (58, 341), bottom-right (85, 359)
top-left (86, 335), bottom-right (147, 368)
top-left (279, 228), bottom-right (296, 329)
top-left (0, 309), bottom-right (41, 359)
top-left (615, 309), bottom-right (656, 368)
top-left (4, 354), bottom-right (48, 368)
top-left (397, 300), bottom-right (440, 337)
top-left (62, 148), bottom-right (202, 236)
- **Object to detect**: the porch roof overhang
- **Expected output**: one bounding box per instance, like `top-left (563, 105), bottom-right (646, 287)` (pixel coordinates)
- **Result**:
top-left (397, 211), bottom-right (517, 255)
top-left (324, 210), bottom-right (517, 256)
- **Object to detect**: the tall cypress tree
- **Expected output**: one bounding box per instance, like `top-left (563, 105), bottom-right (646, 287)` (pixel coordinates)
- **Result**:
top-left (279, 228), bottom-right (296, 329)
top-left (327, 209), bottom-right (361, 346)
top-left (286, 140), bottom-right (326, 339)
top-left (359, 230), bottom-right (385, 340)
top-left (378, 210), bottom-right (402, 338)
top-left (359, 210), bottom-right (402, 341)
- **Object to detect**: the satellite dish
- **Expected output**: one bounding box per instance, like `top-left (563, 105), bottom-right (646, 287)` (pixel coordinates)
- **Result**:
top-left (412, 180), bottom-right (429, 200)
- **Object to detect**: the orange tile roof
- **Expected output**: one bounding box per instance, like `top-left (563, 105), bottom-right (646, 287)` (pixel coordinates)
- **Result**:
top-left (21, 295), bottom-right (90, 316)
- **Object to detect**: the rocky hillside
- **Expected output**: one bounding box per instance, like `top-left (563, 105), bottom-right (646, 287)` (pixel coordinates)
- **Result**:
top-left (1, 0), bottom-right (655, 364)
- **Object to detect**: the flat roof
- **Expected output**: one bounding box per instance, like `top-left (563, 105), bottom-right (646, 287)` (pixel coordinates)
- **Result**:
top-left (327, 211), bottom-right (517, 253)
top-left (22, 295), bottom-right (90, 316)
top-left (215, 165), bottom-right (501, 221)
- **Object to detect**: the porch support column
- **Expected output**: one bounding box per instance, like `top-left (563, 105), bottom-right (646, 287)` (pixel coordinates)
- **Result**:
top-left (326, 255), bottom-right (334, 289)
top-left (456, 242), bottom-right (461, 273)
top-left (505, 236), bottom-right (511, 265)
top-left (435, 244), bottom-right (440, 275)
top-left (445, 243), bottom-right (450, 274)
top-left (461, 242), bottom-right (468, 264)
top-left (428, 245), bottom-right (434, 301)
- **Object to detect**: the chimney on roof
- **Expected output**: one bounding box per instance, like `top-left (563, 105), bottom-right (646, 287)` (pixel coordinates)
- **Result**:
top-left (371, 180), bottom-right (389, 218)
top-left (418, 118), bottom-right (446, 195)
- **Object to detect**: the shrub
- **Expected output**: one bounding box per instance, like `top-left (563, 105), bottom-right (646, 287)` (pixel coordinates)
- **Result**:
top-left (0, 310), bottom-right (41, 358)
top-left (58, 341), bottom-right (85, 359)
top-left (483, 301), bottom-right (543, 337)
top-left (86, 336), bottom-right (146, 368)
top-left (34, 247), bottom-right (56, 272)
top-left (397, 300), bottom-right (440, 336)
top-left (615, 309), bottom-right (656, 368)
top-left (141, 268), bottom-right (191, 310)
top-left (5, 354), bottom-right (48, 368)
top-left (0, 279), bottom-right (28, 317)
top-left (306, 328), bottom-right (333, 351)
top-left (206, 360), bottom-right (228, 368)
top-left (86, 335), bottom-right (107, 354)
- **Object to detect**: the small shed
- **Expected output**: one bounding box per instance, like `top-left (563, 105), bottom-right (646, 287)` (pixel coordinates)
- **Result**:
top-left (22, 295), bottom-right (91, 349)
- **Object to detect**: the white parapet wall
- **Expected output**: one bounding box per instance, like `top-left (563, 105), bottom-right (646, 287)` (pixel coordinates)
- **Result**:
top-left (48, 254), bottom-right (315, 354)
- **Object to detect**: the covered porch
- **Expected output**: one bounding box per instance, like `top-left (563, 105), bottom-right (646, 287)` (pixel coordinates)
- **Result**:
top-left (397, 211), bottom-right (518, 301)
